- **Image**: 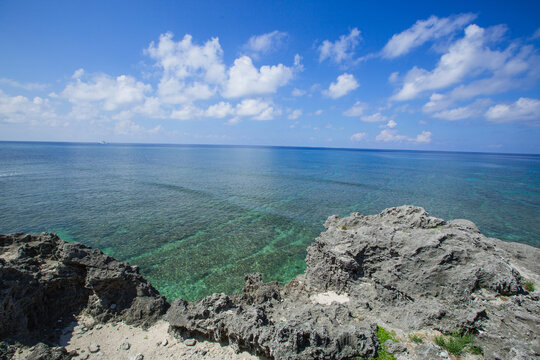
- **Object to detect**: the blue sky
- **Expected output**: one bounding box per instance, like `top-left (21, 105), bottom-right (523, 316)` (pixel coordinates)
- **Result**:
top-left (1, 0), bottom-right (539, 153)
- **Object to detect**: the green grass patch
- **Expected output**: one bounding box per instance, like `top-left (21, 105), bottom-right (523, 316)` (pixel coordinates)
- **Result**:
top-left (341, 225), bottom-right (347, 230)
top-left (523, 279), bottom-right (535, 292)
top-left (409, 333), bottom-right (423, 343)
top-left (375, 326), bottom-right (397, 360)
top-left (434, 330), bottom-right (482, 356)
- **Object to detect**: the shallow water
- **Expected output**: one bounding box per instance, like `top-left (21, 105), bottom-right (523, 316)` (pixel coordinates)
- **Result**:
top-left (1, 142), bottom-right (539, 300)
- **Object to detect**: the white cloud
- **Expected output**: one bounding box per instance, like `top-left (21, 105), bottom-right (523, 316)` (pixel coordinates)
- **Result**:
top-left (532, 28), bottom-right (540, 40)
top-left (314, 109), bottom-right (323, 116)
top-left (243, 31), bottom-right (287, 57)
top-left (147, 32), bottom-right (226, 84)
top-left (62, 70), bottom-right (151, 110)
top-left (324, 73), bottom-right (359, 99)
top-left (0, 78), bottom-right (47, 91)
top-left (170, 104), bottom-right (204, 120)
top-left (485, 97), bottom-right (540, 123)
top-left (318, 28), bottom-right (361, 64)
top-left (0, 90), bottom-right (60, 125)
top-left (376, 129), bottom-right (431, 143)
top-left (376, 129), bottom-right (407, 142)
top-left (388, 72), bottom-right (399, 83)
top-left (350, 132), bottom-right (367, 141)
top-left (291, 88), bottom-right (305, 96)
top-left (146, 32), bottom-right (226, 104)
top-left (222, 56), bottom-right (294, 98)
top-left (382, 13), bottom-right (476, 58)
top-left (205, 101), bottom-right (234, 118)
top-left (386, 119), bottom-right (397, 128)
top-left (361, 112), bottom-right (389, 122)
top-left (288, 109), bottom-right (302, 120)
top-left (414, 130), bottom-right (432, 143)
top-left (392, 24), bottom-right (513, 101)
top-left (114, 119), bottom-right (161, 135)
top-left (235, 98), bottom-right (281, 120)
top-left (343, 101), bottom-right (366, 116)
top-left (432, 98), bottom-right (491, 121)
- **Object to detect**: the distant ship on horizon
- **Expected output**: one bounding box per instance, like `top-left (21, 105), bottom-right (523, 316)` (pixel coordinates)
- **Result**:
top-left (98, 140), bottom-right (107, 144)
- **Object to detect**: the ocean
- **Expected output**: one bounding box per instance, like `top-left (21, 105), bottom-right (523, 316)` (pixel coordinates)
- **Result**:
top-left (1, 141), bottom-right (539, 300)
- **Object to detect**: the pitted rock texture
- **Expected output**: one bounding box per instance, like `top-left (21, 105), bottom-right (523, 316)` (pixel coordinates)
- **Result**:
top-left (166, 274), bottom-right (378, 360)
top-left (0, 233), bottom-right (169, 344)
top-left (167, 206), bottom-right (539, 360)
top-left (304, 206), bottom-right (539, 359)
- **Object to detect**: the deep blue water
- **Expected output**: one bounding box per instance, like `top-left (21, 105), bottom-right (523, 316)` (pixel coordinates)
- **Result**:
top-left (1, 141), bottom-right (539, 300)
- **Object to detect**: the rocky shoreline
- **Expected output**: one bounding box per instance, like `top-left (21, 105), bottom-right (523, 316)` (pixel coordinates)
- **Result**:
top-left (1, 206), bottom-right (539, 359)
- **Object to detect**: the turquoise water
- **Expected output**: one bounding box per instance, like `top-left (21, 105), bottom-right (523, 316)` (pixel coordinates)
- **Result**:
top-left (1, 141), bottom-right (539, 300)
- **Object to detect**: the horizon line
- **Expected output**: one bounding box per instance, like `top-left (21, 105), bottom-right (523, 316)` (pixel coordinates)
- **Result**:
top-left (0, 139), bottom-right (539, 157)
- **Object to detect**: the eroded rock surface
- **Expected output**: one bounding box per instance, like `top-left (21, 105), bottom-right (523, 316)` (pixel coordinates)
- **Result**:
top-left (0, 233), bottom-right (169, 345)
top-left (167, 206), bottom-right (540, 360)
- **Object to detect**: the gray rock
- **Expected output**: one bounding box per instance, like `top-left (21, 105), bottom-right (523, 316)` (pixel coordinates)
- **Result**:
top-left (184, 339), bottom-right (196, 346)
top-left (121, 342), bottom-right (130, 350)
top-left (384, 339), bottom-right (406, 354)
top-left (25, 342), bottom-right (74, 360)
top-left (162, 338), bottom-right (168, 346)
top-left (88, 344), bottom-right (100, 353)
top-left (166, 206), bottom-right (539, 360)
top-left (132, 353), bottom-right (144, 360)
top-left (167, 281), bottom-right (378, 359)
top-left (413, 343), bottom-right (450, 360)
top-left (79, 354), bottom-right (89, 360)
top-left (0, 232), bottom-right (169, 343)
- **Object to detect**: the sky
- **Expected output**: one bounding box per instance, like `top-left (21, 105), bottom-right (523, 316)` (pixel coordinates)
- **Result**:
top-left (1, 0), bottom-right (540, 153)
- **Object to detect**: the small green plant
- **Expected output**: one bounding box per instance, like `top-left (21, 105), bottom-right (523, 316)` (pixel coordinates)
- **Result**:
top-left (524, 279), bottom-right (535, 292)
top-left (375, 326), bottom-right (397, 360)
top-left (409, 333), bottom-right (423, 343)
top-left (341, 225), bottom-right (347, 230)
top-left (434, 330), bottom-right (482, 356)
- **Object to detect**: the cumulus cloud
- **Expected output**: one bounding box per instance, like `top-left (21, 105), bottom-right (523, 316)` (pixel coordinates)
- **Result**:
top-left (0, 90), bottom-right (60, 124)
top-left (343, 101), bottom-right (367, 116)
top-left (431, 98), bottom-right (491, 121)
top-left (288, 109), bottom-right (302, 120)
top-left (324, 73), bottom-right (359, 98)
top-left (146, 33), bottom-right (226, 104)
top-left (114, 118), bottom-right (161, 135)
top-left (485, 97), bottom-right (540, 123)
top-left (361, 112), bottom-right (389, 122)
top-left (386, 119), bottom-right (397, 128)
top-left (243, 31), bottom-right (287, 57)
top-left (392, 24), bottom-right (516, 101)
top-left (205, 101), bottom-right (234, 118)
top-left (235, 98), bottom-right (281, 120)
top-left (222, 56), bottom-right (294, 98)
top-left (62, 70), bottom-right (151, 111)
top-left (376, 129), bottom-right (431, 143)
top-left (350, 132), bottom-right (367, 141)
top-left (382, 13), bottom-right (476, 58)
top-left (376, 129), bottom-right (406, 142)
top-left (414, 130), bottom-right (432, 143)
top-left (318, 28), bottom-right (361, 64)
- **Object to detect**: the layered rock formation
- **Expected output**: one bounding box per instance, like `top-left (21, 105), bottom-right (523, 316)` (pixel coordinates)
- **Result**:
top-left (0, 232), bottom-right (168, 346)
top-left (167, 206), bottom-right (539, 359)
top-left (1, 206), bottom-right (539, 360)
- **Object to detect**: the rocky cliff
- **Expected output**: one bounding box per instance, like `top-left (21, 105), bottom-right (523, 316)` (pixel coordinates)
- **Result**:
top-left (166, 206), bottom-right (539, 360)
top-left (0, 233), bottom-right (168, 358)
top-left (1, 206), bottom-right (539, 360)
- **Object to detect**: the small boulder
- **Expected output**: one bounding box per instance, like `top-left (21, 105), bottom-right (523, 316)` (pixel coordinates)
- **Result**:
top-left (184, 339), bottom-right (196, 346)
top-left (88, 344), bottom-right (100, 353)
